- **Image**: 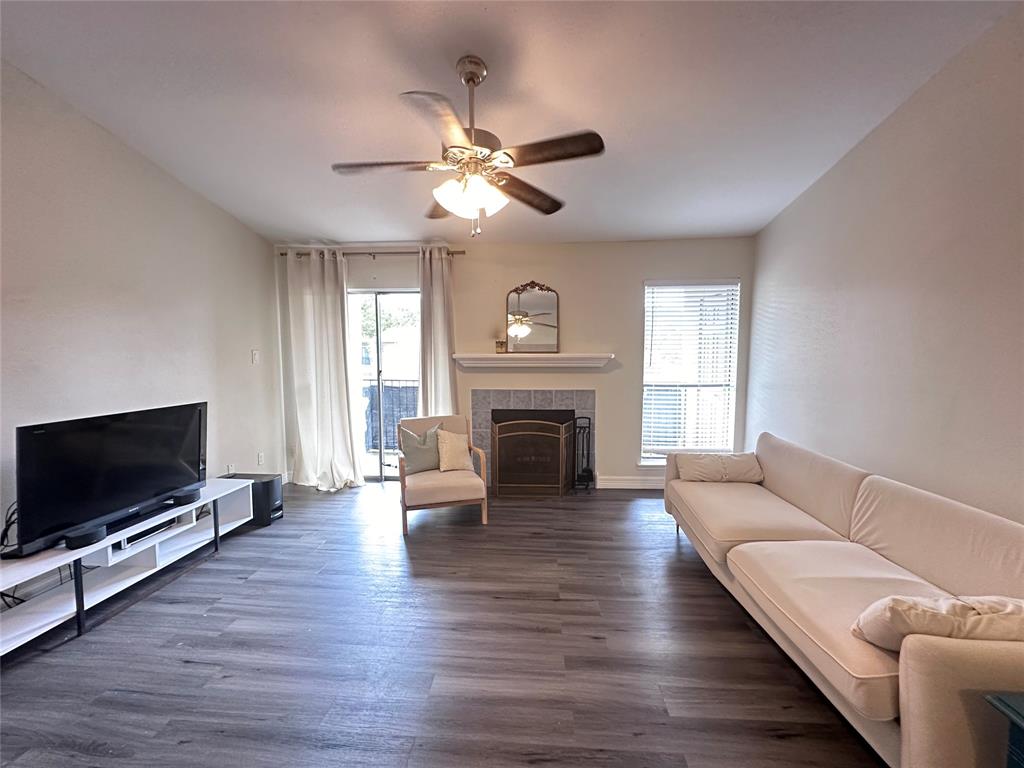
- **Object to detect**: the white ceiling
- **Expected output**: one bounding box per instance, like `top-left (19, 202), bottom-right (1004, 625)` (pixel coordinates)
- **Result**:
top-left (1, 2), bottom-right (1012, 243)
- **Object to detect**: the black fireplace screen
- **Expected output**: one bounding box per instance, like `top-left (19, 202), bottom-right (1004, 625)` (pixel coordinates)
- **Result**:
top-left (491, 410), bottom-right (574, 496)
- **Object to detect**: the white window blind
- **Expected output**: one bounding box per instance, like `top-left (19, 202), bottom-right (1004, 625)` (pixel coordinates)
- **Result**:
top-left (642, 281), bottom-right (740, 456)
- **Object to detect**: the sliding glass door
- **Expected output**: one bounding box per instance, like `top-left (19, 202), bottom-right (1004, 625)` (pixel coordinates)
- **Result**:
top-left (348, 292), bottom-right (420, 479)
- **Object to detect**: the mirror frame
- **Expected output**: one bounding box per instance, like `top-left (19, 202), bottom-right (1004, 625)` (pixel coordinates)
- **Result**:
top-left (506, 281), bottom-right (559, 353)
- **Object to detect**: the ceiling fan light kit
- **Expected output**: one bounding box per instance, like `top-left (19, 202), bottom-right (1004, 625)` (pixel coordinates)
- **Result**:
top-left (331, 54), bottom-right (605, 237)
top-left (432, 169), bottom-right (509, 221)
top-left (507, 317), bottom-right (533, 338)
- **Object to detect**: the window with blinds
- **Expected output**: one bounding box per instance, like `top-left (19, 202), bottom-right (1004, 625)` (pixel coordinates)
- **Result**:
top-left (642, 281), bottom-right (740, 457)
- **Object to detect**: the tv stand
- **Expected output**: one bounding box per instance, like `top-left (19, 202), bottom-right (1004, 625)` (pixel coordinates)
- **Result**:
top-left (0, 477), bottom-right (253, 655)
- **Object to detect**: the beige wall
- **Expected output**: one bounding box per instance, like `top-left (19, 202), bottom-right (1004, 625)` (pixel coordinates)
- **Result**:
top-left (451, 239), bottom-right (756, 485)
top-left (745, 11), bottom-right (1024, 522)
top-left (1, 61), bottom-right (285, 512)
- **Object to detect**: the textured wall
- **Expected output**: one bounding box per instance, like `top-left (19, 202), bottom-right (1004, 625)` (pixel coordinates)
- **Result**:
top-left (745, 11), bottom-right (1024, 522)
top-left (1, 62), bottom-right (285, 513)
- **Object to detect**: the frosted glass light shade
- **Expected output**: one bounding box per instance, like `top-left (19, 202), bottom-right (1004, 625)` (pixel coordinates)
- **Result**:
top-left (507, 321), bottom-right (532, 338)
top-left (433, 174), bottom-right (510, 219)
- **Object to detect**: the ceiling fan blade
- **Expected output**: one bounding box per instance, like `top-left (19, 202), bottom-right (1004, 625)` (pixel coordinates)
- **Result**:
top-left (499, 131), bottom-right (605, 168)
top-left (331, 161), bottom-right (439, 175)
top-left (400, 91), bottom-right (471, 149)
top-left (491, 173), bottom-right (563, 215)
top-left (532, 322), bottom-right (558, 328)
top-left (425, 201), bottom-right (450, 219)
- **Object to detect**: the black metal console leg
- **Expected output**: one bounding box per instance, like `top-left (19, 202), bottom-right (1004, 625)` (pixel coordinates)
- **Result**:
top-left (212, 500), bottom-right (220, 553)
top-left (72, 558), bottom-right (86, 636)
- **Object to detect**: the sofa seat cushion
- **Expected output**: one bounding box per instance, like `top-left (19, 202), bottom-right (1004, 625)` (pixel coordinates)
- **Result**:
top-left (404, 470), bottom-right (485, 507)
top-left (728, 540), bottom-right (955, 721)
top-left (666, 480), bottom-right (846, 564)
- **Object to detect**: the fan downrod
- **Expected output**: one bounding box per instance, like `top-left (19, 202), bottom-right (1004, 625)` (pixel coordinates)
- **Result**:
top-left (456, 55), bottom-right (487, 87)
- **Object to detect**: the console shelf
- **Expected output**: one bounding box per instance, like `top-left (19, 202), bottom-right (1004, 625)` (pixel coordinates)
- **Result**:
top-left (0, 478), bottom-right (253, 655)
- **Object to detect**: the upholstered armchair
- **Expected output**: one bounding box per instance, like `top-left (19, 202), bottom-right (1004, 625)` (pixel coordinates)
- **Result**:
top-left (397, 415), bottom-right (488, 535)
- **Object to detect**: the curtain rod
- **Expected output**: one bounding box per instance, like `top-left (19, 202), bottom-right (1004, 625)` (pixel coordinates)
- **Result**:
top-left (277, 248), bottom-right (465, 257)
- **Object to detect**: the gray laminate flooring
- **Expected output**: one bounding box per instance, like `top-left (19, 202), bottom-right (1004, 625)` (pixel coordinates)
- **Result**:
top-left (0, 483), bottom-right (881, 767)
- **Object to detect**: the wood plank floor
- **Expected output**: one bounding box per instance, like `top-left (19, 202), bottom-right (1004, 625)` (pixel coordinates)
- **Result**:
top-left (1, 484), bottom-right (882, 767)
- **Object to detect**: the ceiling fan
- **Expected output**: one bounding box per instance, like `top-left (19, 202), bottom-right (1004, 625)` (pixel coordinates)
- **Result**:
top-left (331, 54), bottom-right (605, 236)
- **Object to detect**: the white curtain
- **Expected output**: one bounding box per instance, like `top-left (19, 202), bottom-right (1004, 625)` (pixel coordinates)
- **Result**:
top-left (284, 249), bottom-right (364, 490)
top-left (419, 245), bottom-right (458, 416)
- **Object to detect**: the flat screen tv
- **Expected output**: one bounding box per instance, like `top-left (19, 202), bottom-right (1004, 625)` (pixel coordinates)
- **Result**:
top-left (7, 402), bottom-right (207, 558)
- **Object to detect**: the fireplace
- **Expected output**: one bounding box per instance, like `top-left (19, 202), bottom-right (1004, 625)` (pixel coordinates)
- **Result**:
top-left (491, 409), bottom-right (575, 496)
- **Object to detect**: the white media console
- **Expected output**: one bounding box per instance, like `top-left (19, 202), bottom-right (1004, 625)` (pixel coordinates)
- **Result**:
top-left (0, 477), bottom-right (253, 655)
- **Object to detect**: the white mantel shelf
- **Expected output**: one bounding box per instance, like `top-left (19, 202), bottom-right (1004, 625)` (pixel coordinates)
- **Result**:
top-left (453, 353), bottom-right (615, 369)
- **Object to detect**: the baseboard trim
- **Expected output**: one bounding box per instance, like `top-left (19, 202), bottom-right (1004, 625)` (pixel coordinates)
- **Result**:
top-left (596, 475), bottom-right (664, 490)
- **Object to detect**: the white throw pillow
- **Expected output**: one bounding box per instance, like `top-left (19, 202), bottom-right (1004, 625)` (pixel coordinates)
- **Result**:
top-left (851, 595), bottom-right (1024, 652)
top-left (437, 429), bottom-right (474, 472)
top-left (676, 452), bottom-right (764, 483)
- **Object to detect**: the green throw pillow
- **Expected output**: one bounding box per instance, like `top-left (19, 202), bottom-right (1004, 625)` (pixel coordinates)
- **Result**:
top-left (399, 423), bottom-right (440, 474)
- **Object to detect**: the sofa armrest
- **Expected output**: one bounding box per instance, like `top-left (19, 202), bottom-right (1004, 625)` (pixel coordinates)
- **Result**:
top-left (663, 454), bottom-right (681, 516)
top-left (664, 453), bottom-right (681, 484)
top-left (899, 635), bottom-right (1024, 768)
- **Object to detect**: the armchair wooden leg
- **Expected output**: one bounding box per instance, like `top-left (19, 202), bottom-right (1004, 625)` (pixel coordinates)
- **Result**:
top-left (676, 523), bottom-right (680, 534)
top-left (481, 498), bottom-right (488, 526)
top-left (402, 504), bottom-right (408, 536)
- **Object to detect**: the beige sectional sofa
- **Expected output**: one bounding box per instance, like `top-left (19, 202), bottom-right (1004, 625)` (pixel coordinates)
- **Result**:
top-left (664, 432), bottom-right (1024, 768)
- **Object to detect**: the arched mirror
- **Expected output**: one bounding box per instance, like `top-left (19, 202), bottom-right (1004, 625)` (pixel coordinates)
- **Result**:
top-left (506, 282), bottom-right (559, 352)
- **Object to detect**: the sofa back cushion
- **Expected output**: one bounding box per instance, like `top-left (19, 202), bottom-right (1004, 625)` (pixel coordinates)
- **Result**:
top-left (755, 433), bottom-right (869, 536)
top-left (676, 452), bottom-right (764, 483)
top-left (850, 475), bottom-right (1024, 597)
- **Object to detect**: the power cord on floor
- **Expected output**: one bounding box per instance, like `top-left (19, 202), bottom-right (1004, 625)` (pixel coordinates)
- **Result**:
top-left (1, 586), bottom-right (25, 609)
top-left (58, 564), bottom-right (73, 585)
top-left (1, 500), bottom-right (18, 552)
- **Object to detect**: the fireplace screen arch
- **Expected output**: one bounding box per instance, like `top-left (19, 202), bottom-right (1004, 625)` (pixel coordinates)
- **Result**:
top-left (491, 409), bottom-right (575, 496)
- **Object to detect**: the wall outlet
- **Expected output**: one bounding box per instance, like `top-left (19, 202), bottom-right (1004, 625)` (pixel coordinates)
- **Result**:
top-left (251, 349), bottom-right (261, 366)
top-left (257, 451), bottom-right (265, 466)
top-left (226, 463), bottom-right (236, 474)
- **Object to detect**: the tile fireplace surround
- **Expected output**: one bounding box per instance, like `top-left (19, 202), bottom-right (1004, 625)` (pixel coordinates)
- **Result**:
top-left (470, 389), bottom-right (596, 482)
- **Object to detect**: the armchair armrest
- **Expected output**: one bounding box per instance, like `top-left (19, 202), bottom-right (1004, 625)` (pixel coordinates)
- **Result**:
top-left (470, 445), bottom-right (487, 489)
top-left (899, 635), bottom-right (1024, 768)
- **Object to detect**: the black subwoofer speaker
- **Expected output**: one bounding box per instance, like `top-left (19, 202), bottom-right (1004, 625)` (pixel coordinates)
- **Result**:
top-left (222, 473), bottom-right (283, 527)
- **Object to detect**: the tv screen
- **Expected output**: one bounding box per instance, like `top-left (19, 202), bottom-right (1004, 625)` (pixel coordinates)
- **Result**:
top-left (12, 402), bottom-right (207, 556)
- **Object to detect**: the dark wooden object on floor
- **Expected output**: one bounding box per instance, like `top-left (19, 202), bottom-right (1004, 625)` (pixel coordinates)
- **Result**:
top-left (0, 485), bottom-right (883, 768)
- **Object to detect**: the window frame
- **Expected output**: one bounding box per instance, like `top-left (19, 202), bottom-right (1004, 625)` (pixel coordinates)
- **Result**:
top-left (638, 278), bottom-right (742, 465)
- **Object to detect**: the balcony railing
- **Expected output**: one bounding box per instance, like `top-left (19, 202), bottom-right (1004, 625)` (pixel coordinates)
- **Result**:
top-left (362, 379), bottom-right (419, 451)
